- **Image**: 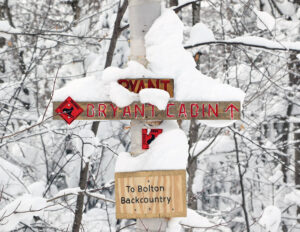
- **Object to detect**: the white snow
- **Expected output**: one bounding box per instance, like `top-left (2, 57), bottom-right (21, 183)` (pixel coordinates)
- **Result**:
top-left (102, 61), bottom-right (156, 84)
top-left (167, 208), bottom-right (230, 232)
top-left (109, 82), bottom-right (138, 107)
top-left (139, 88), bottom-right (170, 110)
top-left (72, 19), bottom-right (90, 37)
top-left (28, 181), bottom-right (46, 197)
top-left (0, 21), bottom-right (20, 39)
top-left (73, 129), bottom-right (98, 160)
top-left (145, 10), bottom-right (245, 103)
top-left (145, 10), bottom-right (245, 126)
top-left (191, 135), bottom-right (236, 193)
top-left (254, 9), bottom-right (275, 31)
top-left (178, 0), bottom-right (193, 5)
top-left (285, 189), bottom-right (300, 206)
top-left (52, 187), bottom-right (81, 198)
top-left (0, 157), bottom-right (24, 196)
top-left (53, 75), bottom-right (108, 101)
top-left (258, 205), bottom-right (281, 232)
top-left (227, 36), bottom-right (300, 51)
top-left (186, 23), bottom-right (215, 45)
top-left (0, 194), bottom-right (48, 231)
top-left (115, 121), bottom-right (188, 172)
top-left (276, 0), bottom-right (295, 16)
top-left (190, 140), bottom-right (209, 157)
top-left (268, 168), bottom-right (283, 184)
top-left (185, 35), bottom-right (300, 52)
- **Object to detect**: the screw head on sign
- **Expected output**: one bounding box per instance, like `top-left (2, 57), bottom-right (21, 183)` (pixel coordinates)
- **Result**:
top-left (55, 96), bottom-right (83, 125)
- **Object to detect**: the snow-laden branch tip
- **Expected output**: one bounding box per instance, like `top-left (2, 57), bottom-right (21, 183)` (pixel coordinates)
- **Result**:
top-left (47, 187), bottom-right (115, 203)
top-left (185, 36), bottom-right (300, 53)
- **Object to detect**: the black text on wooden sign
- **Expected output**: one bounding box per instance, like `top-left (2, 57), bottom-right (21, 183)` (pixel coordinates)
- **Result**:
top-left (53, 101), bottom-right (240, 121)
top-left (115, 170), bottom-right (186, 219)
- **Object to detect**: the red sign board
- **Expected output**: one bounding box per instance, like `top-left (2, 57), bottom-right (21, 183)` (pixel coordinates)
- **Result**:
top-left (142, 129), bottom-right (163, 149)
top-left (117, 79), bottom-right (174, 97)
top-left (55, 97), bottom-right (83, 124)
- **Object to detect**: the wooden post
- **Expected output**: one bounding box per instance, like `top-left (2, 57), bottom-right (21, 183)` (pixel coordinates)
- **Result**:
top-left (128, 0), bottom-right (168, 231)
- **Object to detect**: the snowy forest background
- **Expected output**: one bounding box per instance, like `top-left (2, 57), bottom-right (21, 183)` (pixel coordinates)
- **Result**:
top-left (0, 0), bottom-right (300, 231)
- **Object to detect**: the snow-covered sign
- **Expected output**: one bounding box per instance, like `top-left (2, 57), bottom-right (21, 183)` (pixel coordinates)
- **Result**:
top-left (118, 78), bottom-right (174, 97)
top-left (115, 170), bottom-right (186, 219)
top-left (53, 101), bottom-right (240, 122)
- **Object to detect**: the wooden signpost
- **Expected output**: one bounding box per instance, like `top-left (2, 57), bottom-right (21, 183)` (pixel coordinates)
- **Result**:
top-left (115, 170), bottom-right (186, 219)
top-left (53, 100), bottom-right (240, 121)
top-left (53, 77), bottom-right (242, 223)
top-left (53, 78), bottom-right (241, 122)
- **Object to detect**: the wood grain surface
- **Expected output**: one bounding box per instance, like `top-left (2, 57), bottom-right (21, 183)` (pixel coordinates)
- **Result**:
top-left (115, 170), bottom-right (186, 219)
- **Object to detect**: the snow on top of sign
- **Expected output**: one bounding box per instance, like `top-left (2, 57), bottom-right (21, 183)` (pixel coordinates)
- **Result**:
top-left (115, 121), bottom-right (188, 172)
top-left (109, 82), bottom-right (138, 107)
top-left (102, 61), bottom-right (157, 83)
top-left (53, 75), bottom-right (108, 101)
top-left (139, 88), bottom-right (170, 110)
top-left (54, 9), bottom-right (245, 118)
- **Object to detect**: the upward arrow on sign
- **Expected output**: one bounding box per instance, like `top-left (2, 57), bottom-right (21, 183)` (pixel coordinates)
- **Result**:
top-left (225, 104), bottom-right (239, 120)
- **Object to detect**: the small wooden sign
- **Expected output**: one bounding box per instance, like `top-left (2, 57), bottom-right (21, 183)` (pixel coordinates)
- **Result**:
top-left (115, 170), bottom-right (186, 219)
top-left (142, 129), bottom-right (163, 149)
top-left (53, 101), bottom-right (240, 121)
top-left (118, 79), bottom-right (174, 97)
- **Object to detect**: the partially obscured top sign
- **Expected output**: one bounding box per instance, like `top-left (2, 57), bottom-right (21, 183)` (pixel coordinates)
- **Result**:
top-left (118, 79), bottom-right (174, 97)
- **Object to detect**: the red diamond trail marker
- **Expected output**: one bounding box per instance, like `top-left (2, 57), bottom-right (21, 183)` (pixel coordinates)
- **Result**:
top-left (55, 97), bottom-right (83, 125)
top-left (142, 129), bottom-right (163, 149)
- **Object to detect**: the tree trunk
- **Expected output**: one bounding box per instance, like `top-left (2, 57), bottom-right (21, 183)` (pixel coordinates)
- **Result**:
top-left (187, 119), bottom-right (199, 209)
top-left (295, 122), bottom-right (300, 223)
top-left (192, 2), bottom-right (200, 25)
top-left (187, 156), bottom-right (198, 210)
top-left (72, 162), bottom-right (89, 232)
top-left (288, 52), bottom-right (300, 221)
top-left (233, 128), bottom-right (250, 232)
top-left (186, 0), bottom-right (201, 211)
top-left (91, 0), bottom-right (128, 135)
top-left (72, 0), bottom-right (81, 21)
top-left (294, 0), bottom-right (300, 5)
top-left (169, 0), bottom-right (178, 7)
top-left (128, 1), bottom-right (168, 231)
top-left (277, 53), bottom-right (300, 184)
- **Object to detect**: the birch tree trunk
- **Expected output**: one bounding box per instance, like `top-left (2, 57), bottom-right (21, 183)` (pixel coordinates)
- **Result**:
top-left (128, 0), bottom-right (168, 231)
